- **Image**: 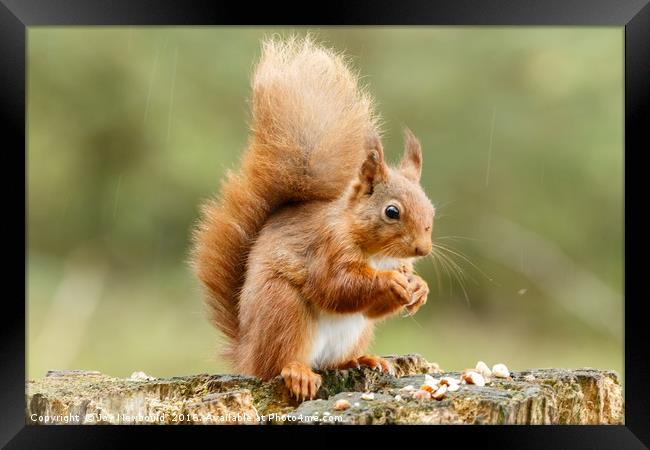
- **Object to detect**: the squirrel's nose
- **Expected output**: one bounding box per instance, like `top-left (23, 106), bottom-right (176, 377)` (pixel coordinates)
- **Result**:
top-left (414, 241), bottom-right (432, 256)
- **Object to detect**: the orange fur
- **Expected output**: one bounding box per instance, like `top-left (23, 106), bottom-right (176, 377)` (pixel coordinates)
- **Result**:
top-left (191, 36), bottom-right (435, 399)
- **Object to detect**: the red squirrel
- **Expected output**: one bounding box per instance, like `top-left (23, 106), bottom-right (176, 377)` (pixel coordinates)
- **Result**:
top-left (192, 36), bottom-right (435, 400)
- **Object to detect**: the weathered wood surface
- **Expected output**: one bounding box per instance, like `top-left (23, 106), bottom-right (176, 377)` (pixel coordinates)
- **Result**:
top-left (26, 354), bottom-right (623, 425)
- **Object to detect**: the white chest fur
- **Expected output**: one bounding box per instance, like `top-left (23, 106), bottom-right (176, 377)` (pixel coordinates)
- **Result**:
top-left (307, 256), bottom-right (410, 369)
top-left (368, 256), bottom-right (407, 271)
top-left (308, 312), bottom-right (367, 369)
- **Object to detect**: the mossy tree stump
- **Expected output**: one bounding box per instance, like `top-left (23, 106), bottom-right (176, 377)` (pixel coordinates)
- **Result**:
top-left (26, 354), bottom-right (623, 425)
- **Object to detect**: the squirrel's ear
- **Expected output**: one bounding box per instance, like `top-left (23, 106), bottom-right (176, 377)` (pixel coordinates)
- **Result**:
top-left (355, 136), bottom-right (388, 197)
top-left (400, 128), bottom-right (423, 182)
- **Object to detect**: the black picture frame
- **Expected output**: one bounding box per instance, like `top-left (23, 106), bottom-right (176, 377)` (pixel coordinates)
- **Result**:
top-left (3, 0), bottom-right (648, 447)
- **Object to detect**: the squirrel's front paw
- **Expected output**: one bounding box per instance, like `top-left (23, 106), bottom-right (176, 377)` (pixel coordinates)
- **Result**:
top-left (386, 271), bottom-right (412, 306)
top-left (281, 361), bottom-right (322, 401)
top-left (365, 271), bottom-right (412, 318)
top-left (405, 275), bottom-right (429, 315)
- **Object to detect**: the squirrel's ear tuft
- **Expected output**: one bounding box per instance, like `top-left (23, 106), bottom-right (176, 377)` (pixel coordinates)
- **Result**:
top-left (400, 128), bottom-right (423, 182)
top-left (355, 136), bottom-right (388, 197)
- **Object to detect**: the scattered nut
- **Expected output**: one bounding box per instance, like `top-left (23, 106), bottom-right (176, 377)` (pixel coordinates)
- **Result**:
top-left (394, 394), bottom-right (403, 401)
top-left (420, 384), bottom-right (434, 393)
top-left (360, 392), bottom-right (375, 401)
top-left (353, 402), bottom-right (360, 407)
top-left (492, 363), bottom-right (510, 378)
top-left (523, 374), bottom-right (536, 382)
top-left (432, 384), bottom-right (448, 400)
top-left (440, 377), bottom-right (461, 386)
top-left (412, 389), bottom-right (432, 400)
top-left (461, 371), bottom-right (486, 387)
top-left (129, 371), bottom-right (155, 381)
top-left (447, 383), bottom-right (460, 392)
top-left (475, 361), bottom-right (492, 378)
top-left (333, 399), bottom-right (351, 411)
top-left (399, 384), bottom-right (415, 392)
top-left (424, 374), bottom-right (440, 386)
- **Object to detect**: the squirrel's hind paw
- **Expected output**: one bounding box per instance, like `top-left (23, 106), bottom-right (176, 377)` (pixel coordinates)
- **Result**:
top-left (355, 355), bottom-right (396, 376)
top-left (281, 361), bottom-right (322, 401)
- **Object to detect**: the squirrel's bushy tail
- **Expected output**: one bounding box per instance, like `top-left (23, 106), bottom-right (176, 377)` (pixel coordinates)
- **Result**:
top-left (192, 36), bottom-right (380, 356)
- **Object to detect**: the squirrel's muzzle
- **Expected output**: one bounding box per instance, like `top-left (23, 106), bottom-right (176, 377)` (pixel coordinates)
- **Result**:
top-left (414, 239), bottom-right (432, 257)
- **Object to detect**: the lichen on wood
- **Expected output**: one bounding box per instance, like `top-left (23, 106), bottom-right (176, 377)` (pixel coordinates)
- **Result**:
top-left (26, 354), bottom-right (623, 425)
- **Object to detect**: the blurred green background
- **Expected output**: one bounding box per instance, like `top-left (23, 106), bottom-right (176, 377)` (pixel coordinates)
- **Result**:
top-left (27, 27), bottom-right (623, 381)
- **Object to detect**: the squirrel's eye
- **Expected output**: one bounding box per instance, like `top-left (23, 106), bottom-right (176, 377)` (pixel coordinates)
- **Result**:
top-left (385, 205), bottom-right (400, 220)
